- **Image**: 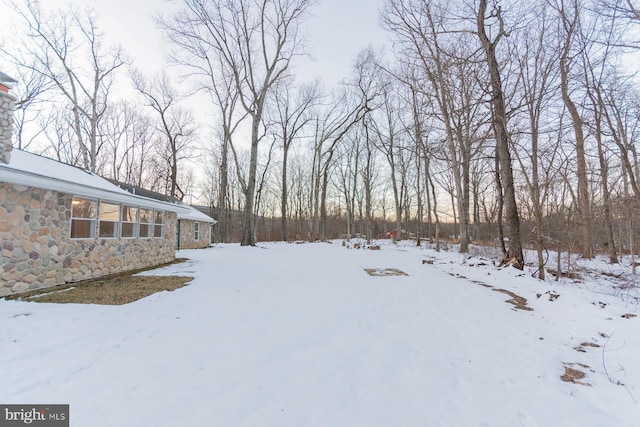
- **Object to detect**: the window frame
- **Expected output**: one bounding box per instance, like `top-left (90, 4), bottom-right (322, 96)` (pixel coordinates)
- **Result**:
top-left (153, 211), bottom-right (165, 238)
top-left (69, 196), bottom-right (171, 241)
top-left (139, 208), bottom-right (153, 238)
top-left (98, 201), bottom-right (121, 239)
top-left (70, 197), bottom-right (97, 239)
top-left (121, 205), bottom-right (139, 239)
top-left (194, 222), bottom-right (200, 240)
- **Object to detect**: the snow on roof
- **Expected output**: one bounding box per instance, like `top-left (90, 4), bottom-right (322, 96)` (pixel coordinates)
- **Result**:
top-left (105, 178), bottom-right (217, 223)
top-left (0, 71), bottom-right (17, 84)
top-left (0, 149), bottom-right (189, 214)
top-left (0, 71), bottom-right (17, 90)
top-left (179, 204), bottom-right (217, 224)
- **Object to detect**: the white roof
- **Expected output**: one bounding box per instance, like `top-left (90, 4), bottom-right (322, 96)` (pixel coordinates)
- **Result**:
top-left (178, 203), bottom-right (217, 224)
top-left (0, 150), bottom-right (189, 214)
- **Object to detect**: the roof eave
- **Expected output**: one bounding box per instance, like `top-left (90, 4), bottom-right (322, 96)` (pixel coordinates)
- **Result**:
top-left (0, 168), bottom-right (189, 214)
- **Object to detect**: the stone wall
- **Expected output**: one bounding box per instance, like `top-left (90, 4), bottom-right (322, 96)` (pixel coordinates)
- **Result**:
top-left (0, 90), bottom-right (14, 164)
top-left (179, 220), bottom-right (211, 250)
top-left (0, 183), bottom-right (177, 296)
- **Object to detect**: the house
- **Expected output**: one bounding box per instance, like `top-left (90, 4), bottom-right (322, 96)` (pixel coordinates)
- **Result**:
top-left (0, 74), bottom-right (190, 296)
top-left (106, 180), bottom-right (217, 250)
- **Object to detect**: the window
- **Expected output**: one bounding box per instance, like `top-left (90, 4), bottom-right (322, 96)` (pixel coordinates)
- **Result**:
top-left (121, 206), bottom-right (138, 238)
top-left (98, 202), bottom-right (120, 238)
top-left (70, 198), bottom-right (169, 240)
top-left (139, 208), bottom-right (153, 238)
top-left (154, 211), bottom-right (165, 238)
top-left (71, 197), bottom-right (97, 239)
top-left (194, 222), bottom-right (200, 240)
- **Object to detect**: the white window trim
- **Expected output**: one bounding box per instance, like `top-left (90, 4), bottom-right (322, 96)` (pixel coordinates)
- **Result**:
top-left (139, 208), bottom-right (153, 239)
top-left (98, 201), bottom-right (121, 239)
top-left (69, 197), bottom-right (171, 241)
top-left (70, 197), bottom-right (97, 240)
top-left (153, 211), bottom-right (165, 239)
top-left (121, 205), bottom-right (139, 239)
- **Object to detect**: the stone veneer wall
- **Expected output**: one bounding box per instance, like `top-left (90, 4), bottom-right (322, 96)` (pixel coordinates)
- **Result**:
top-left (0, 183), bottom-right (177, 296)
top-left (0, 90), bottom-right (14, 164)
top-left (179, 220), bottom-right (211, 249)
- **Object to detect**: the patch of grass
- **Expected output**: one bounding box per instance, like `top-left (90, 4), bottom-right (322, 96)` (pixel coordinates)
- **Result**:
top-left (561, 367), bottom-right (586, 382)
top-left (561, 365), bottom-right (592, 386)
top-left (6, 258), bottom-right (192, 305)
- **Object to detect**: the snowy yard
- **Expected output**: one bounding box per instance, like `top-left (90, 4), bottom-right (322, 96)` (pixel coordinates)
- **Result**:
top-left (1, 241), bottom-right (638, 426)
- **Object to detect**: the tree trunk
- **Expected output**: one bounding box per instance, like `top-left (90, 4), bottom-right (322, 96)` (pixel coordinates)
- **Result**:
top-left (219, 136), bottom-right (229, 243)
top-left (428, 169), bottom-right (440, 252)
top-left (281, 143), bottom-right (289, 241)
top-left (593, 105), bottom-right (618, 263)
top-left (241, 114), bottom-right (260, 246)
top-left (478, 0), bottom-right (524, 268)
top-left (560, 65), bottom-right (592, 258)
top-left (558, 1), bottom-right (592, 258)
top-left (495, 149), bottom-right (507, 256)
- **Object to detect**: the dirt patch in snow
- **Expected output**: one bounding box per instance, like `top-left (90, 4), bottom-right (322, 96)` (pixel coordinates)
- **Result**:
top-left (365, 268), bottom-right (408, 277)
top-left (492, 288), bottom-right (534, 311)
top-left (561, 364), bottom-right (593, 386)
top-left (574, 342), bottom-right (601, 352)
top-left (470, 280), bottom-right (492, 288)
top-left (455, 274), bottom-right (533, 311)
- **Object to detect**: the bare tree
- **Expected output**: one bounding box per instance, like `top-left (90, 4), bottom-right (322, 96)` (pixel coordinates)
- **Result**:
top-left (352, 48), bottom-right (383, 243)
top-left (96, 100), bottom-right (156, 188)
top-left (158, 4), bottom-right (249, 241)
top-left (477, 0), bottom-right (525, 268)
top-left (9, 0), bottom-right (126, 171)
top-left (160, 0), bottom-right (312, 246)
top-left (270, 79), bottom-right (320, 241)
top-left (601, 80), bottom-right (640, 201)
top-left (383, 0), bottom-right (485, 253)
top-left (40, 108), bottom-right (81, 165)
top-left (510, 2), bottom-right (560, 277)
top-left (581, 14), bottom-right (622, 264)
top-left (0, 61), bottom-right (53, 151)
top-left (309, 89), bottom-right (370, 240)
top-left (132, 70), bottom-right (196, 199)
top-left (596, 0), bottom-right (640, 49)
top-left (550, 0), bottom-right (593, 258)
top-left (369, 75), bottom-right (410, 242)
top-left (96, 100), bottom-right (132, 179)
top-left (333, 131), bottom-right (363, 238)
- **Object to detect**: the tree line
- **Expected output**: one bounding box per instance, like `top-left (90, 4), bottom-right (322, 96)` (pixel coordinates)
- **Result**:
top-left (2, 0), bottom-right (640, 275)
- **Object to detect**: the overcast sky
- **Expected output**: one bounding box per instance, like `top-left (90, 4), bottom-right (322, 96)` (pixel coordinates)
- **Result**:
top-left (1, 0), bottom-right (390, 87)
top-left (0, 0), bottom-right (392, 162)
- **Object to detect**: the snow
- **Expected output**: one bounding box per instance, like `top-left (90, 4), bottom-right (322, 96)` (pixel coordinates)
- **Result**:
top-left (1, 149), bottom-right (130, 193)
top-left (1, 240), bottom-right (638, 426)
top-left (177, 203), bottom-right (217, 223)
top-left (0, 149), bottom-right (187, 213)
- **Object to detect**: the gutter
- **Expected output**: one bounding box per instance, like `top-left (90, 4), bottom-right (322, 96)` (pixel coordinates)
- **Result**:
top-left (0, 167), bottom-right (190, 214)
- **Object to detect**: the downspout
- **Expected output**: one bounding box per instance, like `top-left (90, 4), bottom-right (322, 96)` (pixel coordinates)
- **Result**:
top-left (176, 219), bottom-right (181, 251)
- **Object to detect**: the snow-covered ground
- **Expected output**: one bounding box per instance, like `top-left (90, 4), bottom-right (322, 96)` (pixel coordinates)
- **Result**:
top-left (1, 240), bottom-right (638, 426)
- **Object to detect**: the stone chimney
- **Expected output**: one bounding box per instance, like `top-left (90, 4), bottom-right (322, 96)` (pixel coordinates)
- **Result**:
top-left (0, 71), bottom-right (17, 165)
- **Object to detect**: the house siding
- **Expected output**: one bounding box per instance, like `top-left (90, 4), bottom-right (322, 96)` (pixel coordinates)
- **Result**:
top-left (179, 220), bottom-right (211, 249)
top-left (0, 182), bottom-right (177, 296)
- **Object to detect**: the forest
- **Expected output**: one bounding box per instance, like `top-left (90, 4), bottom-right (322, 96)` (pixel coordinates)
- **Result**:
top-left (1, 0), bottom-right (640, 276)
